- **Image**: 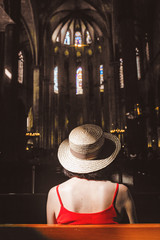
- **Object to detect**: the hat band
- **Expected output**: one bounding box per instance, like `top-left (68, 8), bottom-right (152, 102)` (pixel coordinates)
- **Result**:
top-left (70, 147), bottom-right (102, 160)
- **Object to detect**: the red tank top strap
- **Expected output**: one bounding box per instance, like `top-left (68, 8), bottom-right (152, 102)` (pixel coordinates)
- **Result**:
top-left (56, 185), bottom-right (63, 206)
top-left (112, 183), bottom-right (119, 204)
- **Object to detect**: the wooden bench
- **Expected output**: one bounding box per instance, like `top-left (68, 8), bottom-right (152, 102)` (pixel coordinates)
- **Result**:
top-left (0, 224), bottom-right (160, 240)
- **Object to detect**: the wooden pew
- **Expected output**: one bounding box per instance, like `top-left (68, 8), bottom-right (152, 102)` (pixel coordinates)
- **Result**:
top-left (0, 224), bottom-right (160, 240)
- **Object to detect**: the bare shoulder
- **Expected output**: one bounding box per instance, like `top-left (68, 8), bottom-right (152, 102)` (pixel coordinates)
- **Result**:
top-left (117, 183), bottom-right (133, 195)
top-left (47, 179), bottom-right (71, 199)
top-left (116, 183), bottom-right (132, 202)
top-left (47, 186), bottom-right (57, 203)
top-left (48, 185), bottom-right (58, 195)
top-left (118, 183), bottom-right (129, 193)
top-left (118, 184), bottom-right (137, 223)
top-left (46, 185), bottom-right (60, 224)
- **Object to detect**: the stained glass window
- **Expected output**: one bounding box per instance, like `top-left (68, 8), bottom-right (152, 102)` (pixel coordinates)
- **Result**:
top-left (136, 48), bottom-right (141, 80)
top-left (76, 67), bottom-right (83, 94)
top-left (18, 51), bottom-right (24, 84)
top-left (64, 31), bottom-right (70, 45)
top-left (119, 58), bottom-right (124, 88)
top-left (75, 31), bottom-right (82, 46)
top-left (86, 30), bottom-right (92, 44)
top-left (5, 68), bottom-right (12, 79)
top-left (100, 65), bottom-right (104, 92)
top-left (54, 66), bottom-right (58, 94)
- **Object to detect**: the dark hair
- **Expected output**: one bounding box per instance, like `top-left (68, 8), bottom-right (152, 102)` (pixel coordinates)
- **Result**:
top-left (63, 158), bottom-right (120, 181)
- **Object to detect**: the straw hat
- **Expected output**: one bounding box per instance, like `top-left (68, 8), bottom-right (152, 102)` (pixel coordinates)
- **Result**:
top-left (58, 124), bottom-right (121, 174)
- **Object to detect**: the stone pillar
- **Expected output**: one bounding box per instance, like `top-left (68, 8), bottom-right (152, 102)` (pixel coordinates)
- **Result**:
top-left (82, 48), bottom-right (89, 123)
top-left (0, 32), bottom-right (4, 96)
top-left (118, 0), bottom-right (144, 155)
top-left (0, 31), bottom-right (5, 153)
top-left (2, 1), bottom-right (21, 160)
top-left (33, 67), bottom-right (40, 132)
top-left (92, 44), bottom-right (101, 126)
top-left (0, 7), bottom-right (14, 156)
top-left (103, 37), bottom-right (115, 131)
top-left (118, 0), bottom-right (138, 113)
top-left (57, 47), bottom-right (66, 143)
top-left (41, 78), bottom-right (49, 149)
top-left (68, 49), bottom-right (77, 131)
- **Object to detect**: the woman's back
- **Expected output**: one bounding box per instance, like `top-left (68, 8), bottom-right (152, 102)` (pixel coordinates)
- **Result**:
top-left (47, 177), bottom-right (136, 224)
top-left (56, 178), bottom-right (118, 214)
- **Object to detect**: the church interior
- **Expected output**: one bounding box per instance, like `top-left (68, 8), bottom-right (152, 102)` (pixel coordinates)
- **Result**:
top-left (0, 0), bottom-right (160, 224)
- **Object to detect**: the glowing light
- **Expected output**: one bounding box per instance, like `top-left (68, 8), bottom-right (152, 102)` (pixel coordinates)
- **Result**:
top-left (110, 129), bottom-right (125, 133)
top-left (26, 133), bottom-right (40, 137)
top-left (65, 116), bottom-right (69, 128)
top-left (136, 103), bottom-right (141, 115)
top-left (64, 49), bottom-right (69, 56)
top-left (98, 45), bottom-right (102, 53)
top-left (54, 46), bottom-right (59, 54)
top-left (88, 49), bottom-right (92, 56)
top-left (76, 51), bottom-right (81, 57)
top-left (56, 36), bottom-right (59, 42)
top-left (5, 68), bottom-right (12, 79)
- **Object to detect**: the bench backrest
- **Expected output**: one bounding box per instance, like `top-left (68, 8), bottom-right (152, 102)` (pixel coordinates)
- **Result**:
top-left (0, 224), bottom-right (160, 240)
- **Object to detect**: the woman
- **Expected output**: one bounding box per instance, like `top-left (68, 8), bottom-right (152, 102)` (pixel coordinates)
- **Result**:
top-left (47, 124), bottom-right (137, 224)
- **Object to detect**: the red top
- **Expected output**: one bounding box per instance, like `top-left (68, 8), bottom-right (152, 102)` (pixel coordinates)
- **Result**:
top-left (55, 183), bottom-right (119, 225)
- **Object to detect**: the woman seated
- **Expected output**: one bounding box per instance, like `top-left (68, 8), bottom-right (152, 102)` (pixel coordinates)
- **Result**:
top-left (47, 124), bottom-right (137, 224)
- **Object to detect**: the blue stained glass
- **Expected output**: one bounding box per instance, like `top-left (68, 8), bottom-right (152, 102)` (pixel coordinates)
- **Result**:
top-left (75, 31), bottom-right (82, 46)
top-left (100, 65), bottom-right (104, 92)
top-left (64, 31), bottom-right (70, 45)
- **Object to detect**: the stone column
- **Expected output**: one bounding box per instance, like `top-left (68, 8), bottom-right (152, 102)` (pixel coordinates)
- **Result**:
top-left (103, 37), bottom-right (115, 131)
top-left (33, 67), bottom-right (40, 131)
top-left (92, 44), bottom-right (101, 126)
top-left (0, 31), bottom-right (5, 154)
top-left (2, 2), bottom-right (21, 160)
top-left (0, 32), bottom-right (4, 96)
top-left (118, 0), bottom-right (138, 113)
top-left (68, 48), bottom-right (77, 131)
top-left (118, 0), bottom-right (143, 155)
top-left (57, 47), bottom-right (66, 143)
top-left (82, 47), bottom-right (89, 123)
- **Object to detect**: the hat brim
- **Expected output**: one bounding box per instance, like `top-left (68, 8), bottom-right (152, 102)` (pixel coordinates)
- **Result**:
top-left (58, 132), bottom-right (121, 174)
